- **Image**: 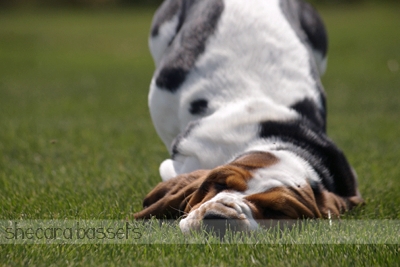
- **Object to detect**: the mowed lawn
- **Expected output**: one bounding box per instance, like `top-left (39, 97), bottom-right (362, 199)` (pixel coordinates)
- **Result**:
top-left (0, 3), bottom-right (399, 266)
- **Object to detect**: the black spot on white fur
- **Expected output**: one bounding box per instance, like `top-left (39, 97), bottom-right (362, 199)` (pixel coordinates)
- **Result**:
top-left (155, 0), bottom-right (224, 92)
top-left (189, 99), bottom-right (208, 115)
top-left (156, 67), bottom-right (187, 91)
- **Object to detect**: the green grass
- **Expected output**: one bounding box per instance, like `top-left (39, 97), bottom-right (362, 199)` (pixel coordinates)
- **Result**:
top-left (1, 3), bottom-right (400, 266)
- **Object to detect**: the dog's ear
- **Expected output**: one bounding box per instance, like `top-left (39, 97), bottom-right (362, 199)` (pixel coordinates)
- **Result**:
top-left (182, 152), bottom-right (280, 214)
top-left (315, 189), bottom-right (365, 218)
top-left (245, 187), bottom-right (323, 219)
top-left (133, 170), bottom-right (210, 219)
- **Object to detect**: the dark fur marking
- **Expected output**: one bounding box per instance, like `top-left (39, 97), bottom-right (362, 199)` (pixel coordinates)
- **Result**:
top-left (280, 0), bottom-right (328, 131)
top-left (299, 0), bottom-right (328, 57)
top-left (155, 0), bottom-right (224, 92)
top-left (291, 98), bottom-right (325, 131)
top-left (156, 67), bottom-right (187, 91)
top-left (280, 0), bottom-right (328, 57)
top-left (189, 99), bottom-right (208, 115)
top-left (259, 119), bottom-right (357, 197)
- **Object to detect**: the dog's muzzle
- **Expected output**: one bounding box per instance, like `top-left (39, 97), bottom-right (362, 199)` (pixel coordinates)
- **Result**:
top-left (179, 192), bottom-right (259, 235)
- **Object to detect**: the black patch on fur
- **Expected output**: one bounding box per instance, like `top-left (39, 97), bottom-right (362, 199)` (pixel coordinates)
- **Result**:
top-left (280, 0), bottom-right (328, 131)
top-left (171, 120), bottom-right (200, 158)
top-left (319, 93), bottom-right (327, 130)
top-left (299, 1), bottom-right (328, 57)
top-left (291, 98), bottom-right (325, 130)
top-left (280, 0), bottom-right (328, 57)
top-left (259, 119), bottom-right (357, 197)
top-left (151, 0), bottom-right (182, 37)
top-left (155, 0), bottom-right (224, 92)
top-left (156, 67), bottom-right (187, 91)
top-left (174, 0), bottom-right (191, 41)
top-left (189, 99), bottom-right (208, 115)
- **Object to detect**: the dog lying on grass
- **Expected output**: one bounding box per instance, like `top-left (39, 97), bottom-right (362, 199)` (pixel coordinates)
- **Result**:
top-left (134, 0), bottom-right (363, 234)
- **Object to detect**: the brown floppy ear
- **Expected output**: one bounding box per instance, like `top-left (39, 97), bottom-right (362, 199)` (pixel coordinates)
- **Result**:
top-left (315, 189), bottom-right (365, 218)
top-left (246, 187), bottom-right (323, 219)
top-left (133, 170), bottom-right (210, 219)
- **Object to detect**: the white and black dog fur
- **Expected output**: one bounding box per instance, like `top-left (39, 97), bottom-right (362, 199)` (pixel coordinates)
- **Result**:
top-left (134, 0), bottom-right (363, 233)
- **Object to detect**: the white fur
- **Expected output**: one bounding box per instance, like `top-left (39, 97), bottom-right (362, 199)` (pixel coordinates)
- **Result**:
top-left (160, 99), bottom-right (299, 180)
top-left (149, 0), bottom-right (323, 158)
top-left (245, 149), bottom-right (321, 195)
top-left (148, 78), bottom-right (180, 155)
top-left (149, 14), bottom-right (179, 66)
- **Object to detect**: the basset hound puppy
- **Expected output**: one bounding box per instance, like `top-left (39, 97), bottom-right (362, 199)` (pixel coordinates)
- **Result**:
top-left (134, 0), bottom-right (364, 233)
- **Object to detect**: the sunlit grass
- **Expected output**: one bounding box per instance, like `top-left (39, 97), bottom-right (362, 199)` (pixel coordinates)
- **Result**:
top-left (0, 3), bottom-right (399, 266)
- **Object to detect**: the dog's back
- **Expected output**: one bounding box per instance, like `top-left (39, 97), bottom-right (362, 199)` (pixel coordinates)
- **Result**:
top-left (149, 0), bottom-right (327, 148)
top-left (148, 0), bottom-right (331, 180)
